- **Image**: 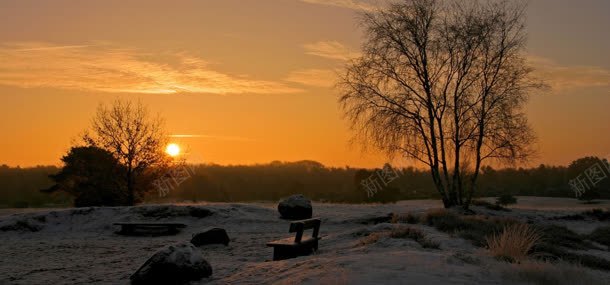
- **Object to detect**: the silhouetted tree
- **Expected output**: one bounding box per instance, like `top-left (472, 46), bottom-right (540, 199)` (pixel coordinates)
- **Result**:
top-left (567, 156), bottom-right (610, 203)
top-left (42, 146), bottom-right (127, 207)
top-left (339, 0), bottom-right (542, 208)
top-left (84, 100), bottom-right (170, 205)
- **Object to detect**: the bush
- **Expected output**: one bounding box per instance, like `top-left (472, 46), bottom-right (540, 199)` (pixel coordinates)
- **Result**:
top-left (424, 209), bottom-right (518, 246)
top-left (550, 209), bottom-right (610, 221)
top-left (472, 199), bottom-right (509, 211)
top-left (423, 209), bottom-right (462, 231)
top-left (583, 208), bottom-right (610, 221)
top-left (391, 212), bottom-right (420, 224)
top-left (390, 226), bottom-right (440, 249)
top-left (532, 243), bottom-right (610, 271)
top-left (357, 232), bottom-right (384, 247)
top-left (496, 194), bottom-right (517, 206)
top-left (500, 261), bottom-right (602, 285)
top-left (588, 226), bottom-right (610, 247)
top-left (486, 223), bottom-right (541, 263)
top-left (537, 225), bottom-right (593, 250)
top-left (356, 226), bottom-right (440, 249)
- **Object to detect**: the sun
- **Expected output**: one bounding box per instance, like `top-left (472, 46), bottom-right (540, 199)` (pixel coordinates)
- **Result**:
top-left (165, 143), bottom-right (181, 157)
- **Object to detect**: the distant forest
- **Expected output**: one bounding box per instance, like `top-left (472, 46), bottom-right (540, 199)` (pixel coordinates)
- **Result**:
top-left (1, 159), bottom-right (608, 208)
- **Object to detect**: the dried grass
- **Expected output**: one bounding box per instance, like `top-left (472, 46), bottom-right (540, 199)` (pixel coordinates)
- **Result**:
top-left (500, 260), bottom-right (602, 285)
top-left (486, 223), bottom-right (541, 262)
top-left (391, 212), bottom-right (420, 224)
top-left (357, 232), bottom-right (385, 246)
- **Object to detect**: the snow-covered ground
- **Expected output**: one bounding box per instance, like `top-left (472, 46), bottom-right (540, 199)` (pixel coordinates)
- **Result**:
top-left (0, 197), bottom-right (608, 284)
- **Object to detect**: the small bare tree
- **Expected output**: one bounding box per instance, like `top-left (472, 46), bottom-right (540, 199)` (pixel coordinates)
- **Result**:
top-left (339, 0), bottom-right (542, 208)
top-left (84, 100), bottom-right (170, 205)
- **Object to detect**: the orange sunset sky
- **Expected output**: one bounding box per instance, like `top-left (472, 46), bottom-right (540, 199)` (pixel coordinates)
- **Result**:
top-left (0, 0), bottom-right (609, 168)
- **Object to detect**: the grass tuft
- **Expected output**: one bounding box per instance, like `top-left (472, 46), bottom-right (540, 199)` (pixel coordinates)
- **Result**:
top-left (486, 223), bottom-right (541, 263)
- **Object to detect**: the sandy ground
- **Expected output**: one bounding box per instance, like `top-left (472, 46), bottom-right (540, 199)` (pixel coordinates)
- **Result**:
top-left (0, 197), bottom-right (608, 284)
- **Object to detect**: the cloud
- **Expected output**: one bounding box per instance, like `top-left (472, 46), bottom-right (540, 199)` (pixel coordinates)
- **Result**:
top-left (169, 134), bottom-right (257, 141)
top-left (285, 69), bottom-right (338, 88)
top-left (528, 55), bottom-right (610, 93)
top-left (298, 0), bottom-right (377, 11)
top-left (303, 41), bottom-right (360, 61)
top-left (0, 42), bottom-right (301, 95)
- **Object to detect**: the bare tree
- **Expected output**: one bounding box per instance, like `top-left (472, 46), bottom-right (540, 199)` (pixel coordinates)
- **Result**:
top-left (84, 100), bottom-right (170, 205)
top-left (339, 0), bottom-right (542, 208)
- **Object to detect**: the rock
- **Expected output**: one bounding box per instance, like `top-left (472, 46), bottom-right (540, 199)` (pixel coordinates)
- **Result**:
top-left (130, 243), bottom-right (212, 284)
top-left (278, 194), bottom-right (313, 220)
top-left (191, 227), bottom-right (230, 246)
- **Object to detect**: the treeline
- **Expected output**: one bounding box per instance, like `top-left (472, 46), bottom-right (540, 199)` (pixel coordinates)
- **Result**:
top-left (1, 159), bottom-right (608, 208)
top-left (0, 165), bottom-right (70, 208)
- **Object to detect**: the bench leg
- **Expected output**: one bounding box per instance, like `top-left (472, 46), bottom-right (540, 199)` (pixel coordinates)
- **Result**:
top-left (273, 248), bottom-right (297, 261)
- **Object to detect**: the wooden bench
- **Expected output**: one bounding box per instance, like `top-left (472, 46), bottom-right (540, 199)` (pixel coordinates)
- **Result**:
top-left (266, 218), bottom-right (321, 261)
top-left (113, 223), bottom-right (187, 236)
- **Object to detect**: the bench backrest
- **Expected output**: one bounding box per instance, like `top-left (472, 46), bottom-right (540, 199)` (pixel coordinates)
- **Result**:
top-left (289, 218), bottom-right (320, 243)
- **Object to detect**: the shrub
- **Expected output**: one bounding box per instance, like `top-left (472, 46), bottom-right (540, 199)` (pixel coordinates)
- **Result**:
top-left (419, 238), bottom-right (441, 249)
top-left (357, 232), bottom-right (384, 247)
top-left (390, 226), bottom-right (425, 239)
top-left (451, 252), bottom-right (480, 265)
top-left (486, 223), bottom-right (541, 263)
top-left (391, 212), bottom-right (419, 224)
top-left (550, 209), bottom-right (610, 221)
top-left (390, 226), bottom-right (440, 249)
top-left (424, 209), bottom-right (462, 231)
top-left (583, 208), bottom-right (610, 221)
top-left (533, 243), bottom-right (610, 271)
top-left (500, 261), bottom-right (602, 285)
top-left (496, 194), bottom-right (517, 206)
top-left (424, 209), bottom-right (518, 246)
top-left (471, 199), bottom-right (509, 211)
top-left (537, 224), bottom-right (593, 250)
top-left (357, 225), bottom-right (440, 249)
top-left (588, 226), bottom-right (610, 247)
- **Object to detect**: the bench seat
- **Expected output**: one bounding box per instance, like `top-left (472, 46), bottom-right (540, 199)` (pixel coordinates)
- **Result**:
top-left (267, 218), bottom-right (321, 261)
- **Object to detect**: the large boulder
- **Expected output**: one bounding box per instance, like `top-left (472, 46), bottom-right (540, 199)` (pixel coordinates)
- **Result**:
top-left (278, 194), bottom-right (313, 220)
top-left (191, 227), bottom-right (230, 246)
top-left (130, 243), bottom-right (212, 284)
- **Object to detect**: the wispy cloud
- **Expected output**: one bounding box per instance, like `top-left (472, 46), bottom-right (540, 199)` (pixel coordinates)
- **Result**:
top-left (285, 69), bottom-right (337, 88)
top-left (303, 41), bottom-right (360, 61)
top-left (298, 0), bottom-right (377, 11)
top-left (528, 55), bottom-right (610, 93)
top-left (0, 42), bottom-right (301, 95)
top-left (169, 134), bottom-right (257, 141)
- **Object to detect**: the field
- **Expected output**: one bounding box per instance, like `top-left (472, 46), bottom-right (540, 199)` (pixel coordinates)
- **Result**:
top-left (1, 197), bottom-right (609, 284)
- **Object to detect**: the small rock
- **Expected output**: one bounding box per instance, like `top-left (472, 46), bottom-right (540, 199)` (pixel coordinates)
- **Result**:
top-left (278, 194), bottom-right (313, 220)
top-left (191, 227), bottom-right (230, 246)
top-left (130, 243), bottom-right (212, 284)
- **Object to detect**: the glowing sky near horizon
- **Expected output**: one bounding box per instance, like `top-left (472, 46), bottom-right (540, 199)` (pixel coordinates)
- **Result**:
top-left (0, 0), bottom-right (609, 168)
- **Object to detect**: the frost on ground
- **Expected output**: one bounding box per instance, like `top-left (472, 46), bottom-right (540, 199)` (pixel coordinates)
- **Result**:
top-left (0, 197), bottom-right (608, 284)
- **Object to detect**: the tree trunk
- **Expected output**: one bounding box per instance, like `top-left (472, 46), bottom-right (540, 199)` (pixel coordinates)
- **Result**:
top-left (126, 168), bottom-right (134, 206)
